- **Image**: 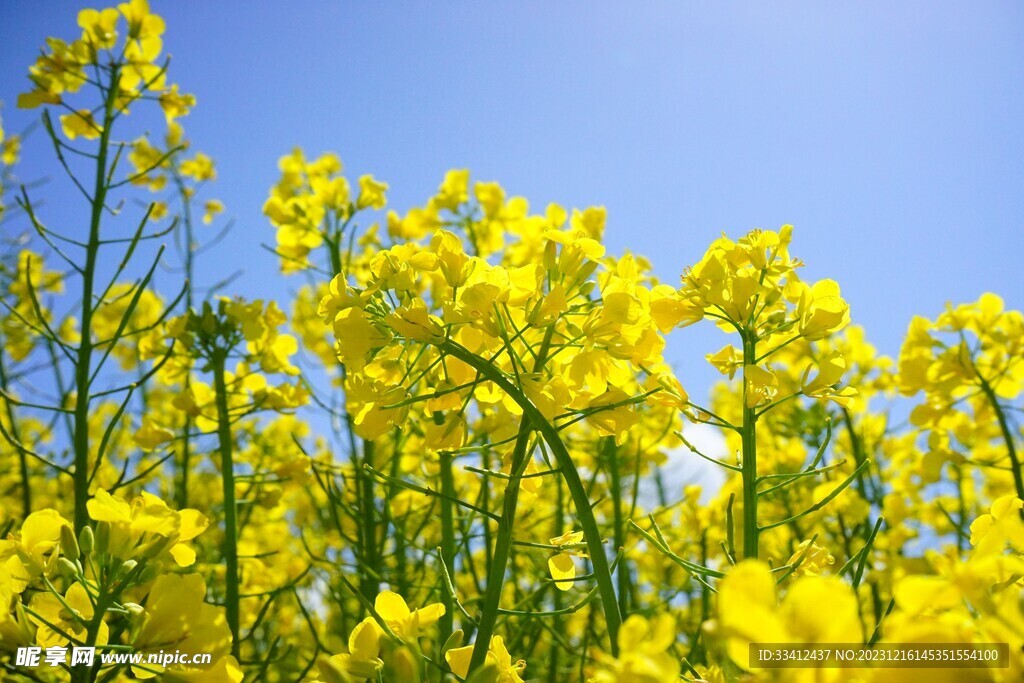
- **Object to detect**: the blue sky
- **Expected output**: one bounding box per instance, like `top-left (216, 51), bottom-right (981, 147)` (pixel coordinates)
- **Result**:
top-left (2, 1), bottom-right (1022, 398)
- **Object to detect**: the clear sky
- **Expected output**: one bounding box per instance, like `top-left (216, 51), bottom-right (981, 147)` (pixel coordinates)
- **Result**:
top-left (2, 1), bottom-right (1022, 398)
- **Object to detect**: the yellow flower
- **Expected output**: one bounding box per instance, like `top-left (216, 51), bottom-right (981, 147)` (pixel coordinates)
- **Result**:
top-left (132, 574), bottom-right (233, 678)
top-left (590, 614), bottom-right (680, 683)
top-left (386, 299), bottom-right (446, 343)
top-left (970, 495), bottom-right (1024, 556)
top-left (159, 84), bottom-right (195, 123)
top-left (77, 7), bottom-right (119, 49)
top-left (119, 0), bottom-right (164, 49)
top-left (321, 617), bottom-right (384, 681)
top-left (180, 153), bottom-right (215, 181)
top-left (202, 199), bottom-right (224, 225)
top-left (87, 489), bottom-right (208, 567)
top-left (797, 279), bottom-right (850, 340)
top-left (434, 169), bottom-right (469, 211)
top-left (801, 350), bottom-right (858, 407)
top-left (356, 174), bottom-right (388, 210)
top-left (570, 206), bottom-right (606, 240)
top-left (424, 412), bottom-right (467, 451)
top-left (744, 364), bottom-right (778, 408)
top-left (547, 530), bottom-right (584, 592)
top-left (0, 509), bottom-right (72, 591)
top-left (2, 132), bottom-right (20, 166)
top-left (346, 375), bottom-right (408, 439)
top-left (373, 590), bottom-right (445, 641)
top-left (786, 540), bottom-right (835, 577)
top-left (133, 419), bottom-right (174, 451)
top-left (150, 200), bottom-right (169, 220)
top-left (162, 657), bottom-right (244, 683)
top-left (60, 110), bottom-right (102, 140)
top-left (715, 560), bottom-right (860, 671)
top-left (707, 344), bottom-right (743, 379)
top-left (30, 582), bottom-right (108, 648)
top-left (445, 636), bottom-right (526, 683)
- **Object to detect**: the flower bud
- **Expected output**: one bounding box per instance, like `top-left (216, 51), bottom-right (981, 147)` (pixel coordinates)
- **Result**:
top-left (57, 557), bottom-right (79, 578)
top-left (544, 239), bottom-right (558, 273)
top-left (123, 602), bottom-right (146, 618)
top-left (575, 259), bottom-right (598, 285)
top-left (78, 525), bottom-right (94, 555)
top-left (59, 525), bottom-right (80, 562)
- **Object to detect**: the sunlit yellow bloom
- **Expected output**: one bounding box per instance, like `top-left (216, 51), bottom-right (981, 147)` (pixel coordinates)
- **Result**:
top-left (0, 509), bottom-right (71, 592)
top-left (707, 344), bottom-right (743, 379)
top-left (434, 168), bottom-right (469, 211)
top-left (159, 84), bottom-right (195, 123)
top-left (78, 7), bottom-right (119, 49)
top-left (547, 530), bottom-right (584, 591)
top-left (87, 489), bottom-right (208, 567)
top-left (132, 573), bottom-right (233, 678)
top-left (786, 539), bottom-right (835, 577)
top-left (30, 582), bottom-right (108, 648)
top-left (715, 561), bottom-right (860, 672)
top-left (970, 495), bottom-right (1024, 556)
top-left (797, 279), bottom-right (850, 340)
top-left (133, 418), bottom-right (174, 451)
top-left (162, 657), bottom-right (244, 683)
top-left (202, 199), bottom-right (224, 224)
top-left (374, 590), bottom-right (445, 641)
top-left (181, 153), bottom-right (215, 181)
top-left (321, 617), bottom-right (384, 680)
top-left (743, 364), bottom-right (778, 408)
top-left (60, 110), bottom-right (102, 140)
top-left (801, 349), bottom-right (858, 406)
top-left (589, 614), bottom-right (680, 683)
top-left (356, 174), bottom-right (388, 210)
top-left (446, 636), bottom-right (526, 683)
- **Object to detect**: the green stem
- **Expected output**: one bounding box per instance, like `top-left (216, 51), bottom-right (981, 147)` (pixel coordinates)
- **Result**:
top-left (440, 339), bottom-right (621, 660)
top-left (438, 449), bottom-right (456, 643)
top-left (741, 330), bottom-right (760, 559)
top-left (174, 173), bottom-right (195, 509)
top-left (978, 376), bottom-right (1024, 519)
top-left (326, 230), bottom-right (381, 606)
top-left (547, 476), bottom-right (565, 678)
top-left (0, 352), bottom-right (30, 517)
top-left (72, 71), bottom-right (119, 533)
top-left (605, 437), bottom-right (630, 617)
top-left (468, 421), bottom-right (533, 672)
top-left (359, 438), bottom-right (380, 604)
top-left (212, 350), bottom-right (241, 657)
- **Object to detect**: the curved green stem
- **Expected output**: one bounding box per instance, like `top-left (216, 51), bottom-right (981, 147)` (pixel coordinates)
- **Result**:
top-left (439, 339), bottom-right (621, 661)
top-left (978, 376), bottom-right (1024, 518)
